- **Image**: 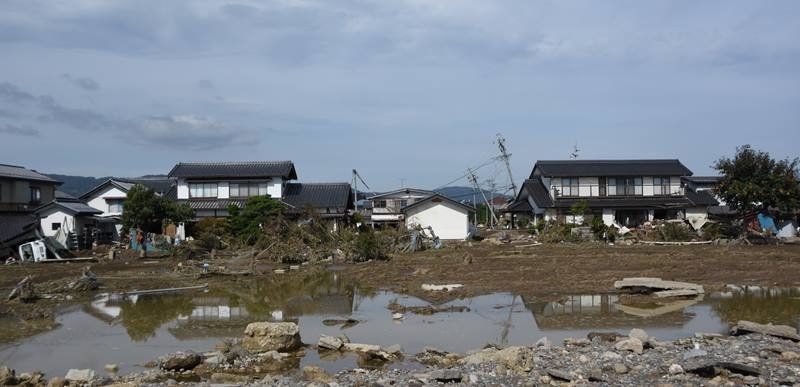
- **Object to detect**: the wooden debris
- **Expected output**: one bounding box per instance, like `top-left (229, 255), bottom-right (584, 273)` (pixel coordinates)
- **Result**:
top-left (120, 283), bottom-right (208, 297)
top-left (7, 276), bottom-right (35, 302)
top-left (731, 320), bottom-right (800, 342)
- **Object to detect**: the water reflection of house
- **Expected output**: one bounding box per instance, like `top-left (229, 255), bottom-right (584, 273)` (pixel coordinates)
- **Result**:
top-left (524, 294), bottom-right (694, 330)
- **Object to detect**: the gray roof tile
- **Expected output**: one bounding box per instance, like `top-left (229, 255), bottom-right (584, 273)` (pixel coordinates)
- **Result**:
top-left (0, 164), bottom-right (61, 184)
top-left (168, 161), bottom-right (297, 180)
top-left (282, 183), bottom-right (353, 211)
top-left (531, 159), bottom-right (692, 178)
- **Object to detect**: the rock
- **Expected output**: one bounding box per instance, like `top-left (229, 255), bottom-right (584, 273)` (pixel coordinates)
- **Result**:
top-left (668, 364), bottom-right (684, 375)
top-left (601, 351), bottom-right (623, 361)
top-left (65, 369), bottom-right (96, 382)
top-left (343, 343), bottom-right (382, 353)
top-left (578, 354), bottom-right (589, 363)
top-left (629, 328), bottom-right (649, 342)
top-left (47, 376), bottom-right (66, 387)
top-left (460, 346), bottom-right (534, 372)
top-left (0, 367), bottom-right (16, 385)
top-left (615, 337), bottom-right (644, 354)
top-left (546, 368), bottom-right (572, 381)
top-left (158, 351), bottom-right (203, 371)
top-left (564, 337), bottom-right (591, 347)
top-left (302, 366), bottom-right (333, 383)
top-left (318, 334), bottom-right (344, 351)
top-left (781, 351), bottom-right (800, 362)
top-left (210, 373), bottom-right (252, 384)
top-left (742, 375), bottom-right (759, 385)
top-left (384, 344), bottom-right (404, 357)
top-left (534, 337), bottom-right (552, 348)
top-left (430, 369), bottom-right (462, 383)
top-left (614, 277), bottom-right (704, 294)
top-left (731, 320), bottom-right (800, 341)
top-left (588, 332), bottom-right (624, 343)
top-left (242, 322), bottom-right (302, 353)
top-left (613, 363), bottom-right (629, 374)
top-left (104, 364), bottom-right (119, 373)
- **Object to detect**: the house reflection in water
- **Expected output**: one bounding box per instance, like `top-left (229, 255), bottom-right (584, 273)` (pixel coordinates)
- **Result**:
top-left (525, 293), bottom-right (698, 331)
top-left (85, 271), bottom-right (358, 341)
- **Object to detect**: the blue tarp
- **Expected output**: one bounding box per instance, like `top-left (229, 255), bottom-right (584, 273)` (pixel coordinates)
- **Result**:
top-left (756, 213), bottom-right (778, 234)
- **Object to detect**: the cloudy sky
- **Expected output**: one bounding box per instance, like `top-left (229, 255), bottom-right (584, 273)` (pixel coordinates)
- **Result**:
top-left (1, 0), bottom-right (798, 192)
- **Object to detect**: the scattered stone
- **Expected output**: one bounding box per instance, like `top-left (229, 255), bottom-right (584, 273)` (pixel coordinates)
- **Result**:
top-left (668, 364), bottom-right (684, 375)
top-left (105, 364), bottom-right (119, 373)
top-left (684, 360), bottom-right (761, 378)
top-left (781, 351), bottom-right (800, 362)
top-left (731, 320), bottom-right (800, 341)
top-left (65, 368), bottom-right (96, 382)
top-left (534, 337), bottom-right (552, 348)
top-left (546, 368), bottom-right (572, 381)
top-left (242, 322), bottom-right (302, 353)
top-left (629, 328), bottom-right (649, 342)
top-left (613, 363), bottom-right (629, 374)
top-left (615, 337), bottom-right (644, 354)
top-left (46, 376), bottom-right (66, 387)
top-left (318, 334), bottom-right (344, 351)
top-left (588, 332), bottom-right (624, 343)
top-left (210, 373), bottom-right (252, 384)
top-left (302, 366), bottom-right (333, 383)
top-left (158, 351), bottom-right (203, 371)
top-left (564, 337), bottom-right (591, 347)
top-left (430, 369), bottom-right (462, 383)
top-left (0, 367), bottom-right (17, 385)
top-left (421, 284), bottom-right (464, 291)
top-left (601, 351), bottom-right (623, 361)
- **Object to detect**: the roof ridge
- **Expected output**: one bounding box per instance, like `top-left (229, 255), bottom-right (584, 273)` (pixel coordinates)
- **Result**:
top-left (176, 160), bottom-right (292, 165)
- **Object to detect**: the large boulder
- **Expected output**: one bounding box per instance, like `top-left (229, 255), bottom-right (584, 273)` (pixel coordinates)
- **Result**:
top-left (158, 351), bottom-right (204, 371)
top-left (242, 322), bottom-right (302, 353)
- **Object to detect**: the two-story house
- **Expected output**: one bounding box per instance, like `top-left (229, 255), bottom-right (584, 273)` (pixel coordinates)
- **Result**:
top-left (367, 188), bottom-right (436, 226)
top-left (169, 161), bottom-right (299, 218)
top-left (508, 159), bottom-right (718, 228)
top-left (168, 161), bottom-right (354, 228)
top-left (0, 164), bottom-right (61, 256)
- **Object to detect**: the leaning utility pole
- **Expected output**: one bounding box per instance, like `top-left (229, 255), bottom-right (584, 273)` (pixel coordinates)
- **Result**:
top-left (352, 169), bottom-right (371, 212)
top-left (467, 169), bottom-right (499, 228)
top-left (496, 133), bottom-right (517, 196)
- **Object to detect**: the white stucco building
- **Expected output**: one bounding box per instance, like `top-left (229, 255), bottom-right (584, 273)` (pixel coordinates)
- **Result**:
top-left (402, 194), bottom-right (474, 240)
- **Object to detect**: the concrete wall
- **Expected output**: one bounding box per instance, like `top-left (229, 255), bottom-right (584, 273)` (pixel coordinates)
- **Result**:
top-left (405, 201), bottom-right (470, 240)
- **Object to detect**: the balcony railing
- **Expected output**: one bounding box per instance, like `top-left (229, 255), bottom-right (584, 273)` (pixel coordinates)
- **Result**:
top-left (551, 183), bottom-right (684, 199)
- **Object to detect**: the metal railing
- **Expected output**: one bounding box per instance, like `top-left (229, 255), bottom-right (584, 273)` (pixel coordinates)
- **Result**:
top-left (551, 184), bottom-right (684, 198)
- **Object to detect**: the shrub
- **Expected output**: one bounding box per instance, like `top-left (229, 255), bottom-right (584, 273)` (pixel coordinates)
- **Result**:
top-left (657, 221), bottom-right (692, 241)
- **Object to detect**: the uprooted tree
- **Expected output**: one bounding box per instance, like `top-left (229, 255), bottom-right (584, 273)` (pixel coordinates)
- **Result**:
top-left (712, 145), bottom-right (800, 214)
top-left (122, 184), bottom-right (194, 233)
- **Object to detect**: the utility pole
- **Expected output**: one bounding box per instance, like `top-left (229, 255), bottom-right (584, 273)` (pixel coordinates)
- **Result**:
top-left (352, 169), bottom-right (371, 213)
top-left (468, 169), bottom-right (499, 228)
top-left (496, 134), bottom-right (517, 196)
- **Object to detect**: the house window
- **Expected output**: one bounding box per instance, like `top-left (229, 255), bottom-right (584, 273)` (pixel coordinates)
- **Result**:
top-left (374, 200), bottom-right (387, 208)
top-left (30, 187), bottom-right (41, 203)
top-left (609, 177), bottom-right (642, 196)
top-left (653, 177), bottom-right (671, 195)
top-left (52, 223), bottom-right (61, 231)
top-left (230, 182), bottom-right (269, 198)
top-left (189, 183), bottom-right (218, 198)
top-left (560, 178), bottom-right (580, 196)
top-left (108, 199), bottom-right (124, 213)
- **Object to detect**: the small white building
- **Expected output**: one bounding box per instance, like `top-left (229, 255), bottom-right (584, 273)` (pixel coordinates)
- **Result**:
top-left (80, 178), bottom-right (174, 240)
top-left (35, 191), bottom-right (102, 249)
top-left (402, 194), bottom-right (474, 240)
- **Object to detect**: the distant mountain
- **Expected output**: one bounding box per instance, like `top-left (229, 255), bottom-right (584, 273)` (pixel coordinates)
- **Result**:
top-left (434, 186), bottom-right (511, 204)
top-left (45, 174), bottom-right (113, 198)
top-left (44, 174), bottom-right (170, 198)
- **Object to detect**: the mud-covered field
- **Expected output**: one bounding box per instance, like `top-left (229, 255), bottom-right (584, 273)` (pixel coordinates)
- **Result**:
top-left (2, 241), bottom-right (799, 344)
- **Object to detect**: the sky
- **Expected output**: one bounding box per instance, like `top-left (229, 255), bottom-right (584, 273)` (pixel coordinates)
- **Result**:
top-left (1, 0), bottom-right (798, 193)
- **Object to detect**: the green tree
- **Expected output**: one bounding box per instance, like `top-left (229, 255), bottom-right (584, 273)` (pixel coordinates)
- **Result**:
top-left (713, 145), bottom-right (800, 213)
top-left (121, 184), bottom-right (194, 232)
top-left (228, 195), bottom-right (285, 244)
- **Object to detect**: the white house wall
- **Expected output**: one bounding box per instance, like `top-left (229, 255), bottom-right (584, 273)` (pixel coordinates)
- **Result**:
top-left (405, 201), bottom-right (469, 240)
top-left (267, 177), bottom-right (283, 198)
top-left (602, 209), bottom-right (615, 226)
top-left (86, 186), bottom-right (128, 216)
top-left (177, 179), bottom-right (189, 199)
top-left (40, 210), bottom-right (74, 237)
top-left (218, 182), bottom-right (230, 199)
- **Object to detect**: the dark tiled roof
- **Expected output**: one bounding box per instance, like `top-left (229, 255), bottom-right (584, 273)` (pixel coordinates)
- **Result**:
top-left (168, 161), bottom-right (297, 180)
top-left (683, 176), bottom-right (722, 184)
top-left (0, 164), bottom-right (61, 184)
top-left (531, 159), bottom-right (692, 178)
top-left (401, 194), bottom-right (475, 213)
top-left (522, 178), bottom-right (554, 208)
top-left (55, 190), bottom-right (77, 200)
top-left (178, 199), bottom-right (247, 211)
top-left (685, 189), bottom-right (720, 206)
top-left (0, 213), bottom-right (38, 242)
top-left (504, 199), bottom-right (532, 213)
top-left (35, 200), bottom-right (102, 216)
top-left (282, 183), bottom-right (353, 212)
top-left (80, 179), bottom-right (133, 200)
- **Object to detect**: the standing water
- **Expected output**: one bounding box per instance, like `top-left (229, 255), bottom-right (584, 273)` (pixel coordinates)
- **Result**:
top-left (1, 271), bottom-right (798, 378)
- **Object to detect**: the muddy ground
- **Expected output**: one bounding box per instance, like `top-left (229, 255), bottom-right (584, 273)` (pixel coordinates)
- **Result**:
top-left (1, 239), bottom-right (799, 344)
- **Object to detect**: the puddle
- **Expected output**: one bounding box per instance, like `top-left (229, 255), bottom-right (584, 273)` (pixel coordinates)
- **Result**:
top-left (1, 274), bottom-right (798, 379)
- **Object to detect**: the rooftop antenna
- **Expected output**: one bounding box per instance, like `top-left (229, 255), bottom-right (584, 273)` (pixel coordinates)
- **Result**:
top-left (495, 133), bottom-right (517, 196)
top-left (352, 169), bottom-right (371, 212)
top-left (570, 143), bottom-right (580, 159)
